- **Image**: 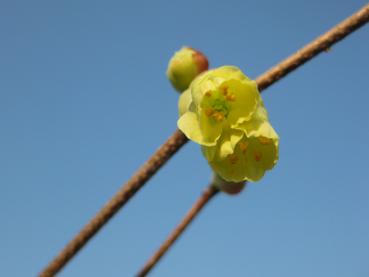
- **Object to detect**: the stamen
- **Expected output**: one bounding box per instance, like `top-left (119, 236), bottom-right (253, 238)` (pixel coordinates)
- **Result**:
top-left (213, 112), bottom-right (224, 122)
top-left (205, 91), bottom-right (212, 97)
top-left (205, 108), bottom-right (214, 117)
top-left (239, 141), bottom-right (249, 153)
top-left (254, 151), bottom-right (262, 162)
top-left (228, 154), bottom-right (238, 164)
top-left (226, 94), bottom-right (236, 101)
top-left (221, 86), bottom-right (228, 96)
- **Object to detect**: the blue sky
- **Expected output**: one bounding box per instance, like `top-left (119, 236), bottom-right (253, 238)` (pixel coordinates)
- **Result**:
top-left (1, 1), bottom-right (369, 276)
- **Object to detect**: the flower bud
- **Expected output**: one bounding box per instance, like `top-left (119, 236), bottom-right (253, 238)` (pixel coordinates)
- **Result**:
top-left (212, 173), bottom-right (246, 195)
top-left (167, 47), bottom-right (209, 93)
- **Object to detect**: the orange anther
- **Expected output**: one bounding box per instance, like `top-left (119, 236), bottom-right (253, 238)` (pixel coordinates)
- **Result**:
top-left (254, 151), bottom-right (262, 162)
top-left (228, 154), bottom-right (239, 164)
top-left (205, 91), bottom-right (212, 97)
top-left (205, 108), bottom-right (215, 117)
top-left (226, 94), bottom-right (236, 101)
top-left (239, 141), bottom-right (248, 153)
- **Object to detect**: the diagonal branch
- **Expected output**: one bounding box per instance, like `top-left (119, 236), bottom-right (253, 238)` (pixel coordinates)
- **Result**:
top-left (256, 3), bottom-right (369, 91)
top-left (39, 4), bottom-right (369, 277)
top-left (136, 185), bottom-right (219, 277)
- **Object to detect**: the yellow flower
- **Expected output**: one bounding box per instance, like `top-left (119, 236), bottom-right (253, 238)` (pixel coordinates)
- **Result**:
top-left (203, 120), bottom-right (279, 182)
top-left (177, 65), bottom-right (279, 183)
top-left (177, 66), bottom-right (261, 146)
top-left (167, 47), bottom-right (209, 92)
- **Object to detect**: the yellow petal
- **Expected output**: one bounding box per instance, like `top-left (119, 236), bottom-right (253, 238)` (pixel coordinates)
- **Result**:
top-left (221, 79), bottom-right (260, 126)
top-left (177, 111), bottom-right (222, 146)
top-left (248, 120), bottom-right (279, 141)
top-left (201, 145), bottom-right (217, 162)
top-left (201, 128), bottom-right (243, 163)
top-left (209, 147), bottom-right (248, 182)
top-left (217, 129), bottom-right (244, 159)
top-left (242, 135), bottom-right (279, 181)
top-left (198, 109), bottom-right (223, 145)
top-left (234, 103), bottom-right (269, 136)
top-left (208, 66), bottom-right (251, 82)
top-left (178, 89), bottom-right (192, 116)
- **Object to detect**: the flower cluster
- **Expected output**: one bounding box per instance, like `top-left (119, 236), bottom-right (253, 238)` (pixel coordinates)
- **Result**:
top-left (177, 66), bottom-right (279, 182)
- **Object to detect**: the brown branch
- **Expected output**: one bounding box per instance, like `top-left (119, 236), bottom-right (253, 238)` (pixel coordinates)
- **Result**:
top-left (136, 185), bottom-right (219, 277)
top-left (255, 3), bottom-right (369, 91)
top-left (39, 3), bottom-right (369, 277)
top-left (39, 130), bottom-right (188, 277)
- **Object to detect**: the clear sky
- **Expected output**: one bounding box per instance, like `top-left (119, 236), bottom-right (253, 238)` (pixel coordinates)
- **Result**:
top-left (1, 1), bottom-right (369, 276)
